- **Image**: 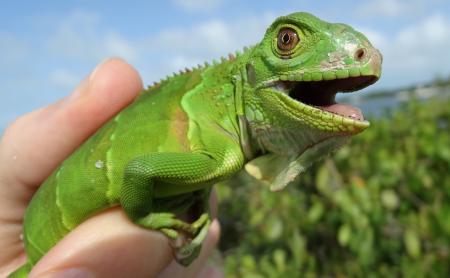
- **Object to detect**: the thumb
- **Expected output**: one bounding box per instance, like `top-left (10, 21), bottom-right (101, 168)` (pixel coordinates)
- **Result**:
top-left (29, 208), bottom-right (173, 278)
top-left (0, 58), bottom-right (143, 275)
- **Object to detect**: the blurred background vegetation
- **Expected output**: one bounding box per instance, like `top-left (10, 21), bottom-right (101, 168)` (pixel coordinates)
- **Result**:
top-left (216, 79), bottom-right (450, 277)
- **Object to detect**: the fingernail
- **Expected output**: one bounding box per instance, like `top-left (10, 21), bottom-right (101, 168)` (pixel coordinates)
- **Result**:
top-left (35, 268), bottom-right (95, 278)
top-left (68, 58), bottom-right (113, 101)
top-left (89, 57), bottom-right (114, 83)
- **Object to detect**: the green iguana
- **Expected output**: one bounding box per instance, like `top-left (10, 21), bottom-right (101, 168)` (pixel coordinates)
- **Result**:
top-left (10, 12), bottom-right (381, 277)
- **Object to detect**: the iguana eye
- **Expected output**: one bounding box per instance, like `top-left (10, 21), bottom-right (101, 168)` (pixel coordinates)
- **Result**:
top-left (277, 27), bottom-right (299, 52)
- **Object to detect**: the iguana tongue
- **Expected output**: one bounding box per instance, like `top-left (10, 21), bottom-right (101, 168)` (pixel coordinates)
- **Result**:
top-left (320, 103), bottom-right (364, 121)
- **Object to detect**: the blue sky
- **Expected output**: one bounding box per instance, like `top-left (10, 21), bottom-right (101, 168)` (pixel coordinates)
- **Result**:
top-left (1, 0), bottom-right (450, 132)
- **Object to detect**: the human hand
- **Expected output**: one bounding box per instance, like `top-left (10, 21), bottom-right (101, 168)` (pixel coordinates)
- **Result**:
top-left (0, 58), bottom-right (222, 278)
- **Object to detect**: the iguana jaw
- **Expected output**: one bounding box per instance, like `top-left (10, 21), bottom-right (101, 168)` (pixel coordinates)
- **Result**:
top-left (267, 72), bottom-right (378, 134)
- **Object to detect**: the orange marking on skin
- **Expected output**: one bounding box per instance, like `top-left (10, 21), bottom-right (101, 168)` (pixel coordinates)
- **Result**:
top-left (170, 108), bottom-right (190, 151)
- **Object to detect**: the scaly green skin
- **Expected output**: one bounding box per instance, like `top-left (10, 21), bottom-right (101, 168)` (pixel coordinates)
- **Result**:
top-left (10, 12), bottom-right (381, 277)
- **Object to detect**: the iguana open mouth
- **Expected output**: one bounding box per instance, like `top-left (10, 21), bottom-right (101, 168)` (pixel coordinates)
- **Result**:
top-left (272, 75), bottom-right (378, 122)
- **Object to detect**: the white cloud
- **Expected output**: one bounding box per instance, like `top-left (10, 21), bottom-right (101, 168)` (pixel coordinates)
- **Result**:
top-left (103, 32), bottom-right (137, 61)
top-left (394, 14), bottom-right (450, 70)
top-left (169, 56), bottom-right (204, 71)
top-left (358, 0), bottom-right (427, 17)
top-left (21, 10), bottom-right (277, 93)
top-left (150, 20), bottom-right (236, 57)
top-left (356, 28), bottom-right (387, 50)
top-left (171, 0), bottom-right (224, 12)
top-left (49, 68), bottom-right (80, 89)
top-left (135, 12), bottom-right (276, 83)
top-left (47, 11), bottom-right (137, 62)
top-left (397, 14), bottom-right (449, 45)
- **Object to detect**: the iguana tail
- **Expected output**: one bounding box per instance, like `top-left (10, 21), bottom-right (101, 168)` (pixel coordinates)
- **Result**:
top-left (7, 261), bottom-right (32, 278)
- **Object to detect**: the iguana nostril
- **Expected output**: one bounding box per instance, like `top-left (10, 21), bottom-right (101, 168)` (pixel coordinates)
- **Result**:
top-left (355, 48), bottom-right (366, 61)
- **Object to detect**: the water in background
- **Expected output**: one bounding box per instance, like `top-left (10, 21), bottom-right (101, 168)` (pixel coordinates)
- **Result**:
top-left (339, 85), bottom-right (450, 118)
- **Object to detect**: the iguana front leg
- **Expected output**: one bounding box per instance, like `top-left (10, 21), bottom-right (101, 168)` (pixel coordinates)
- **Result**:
top-left (120, 152), bottom-right (241, 265)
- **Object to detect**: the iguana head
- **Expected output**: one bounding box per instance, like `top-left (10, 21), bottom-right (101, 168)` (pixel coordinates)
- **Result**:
top-left (242, 12), bottom-right (382, 157)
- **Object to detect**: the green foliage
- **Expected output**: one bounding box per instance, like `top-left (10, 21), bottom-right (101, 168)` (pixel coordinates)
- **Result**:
top-left (217, 97), bottom-right (450, 277)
